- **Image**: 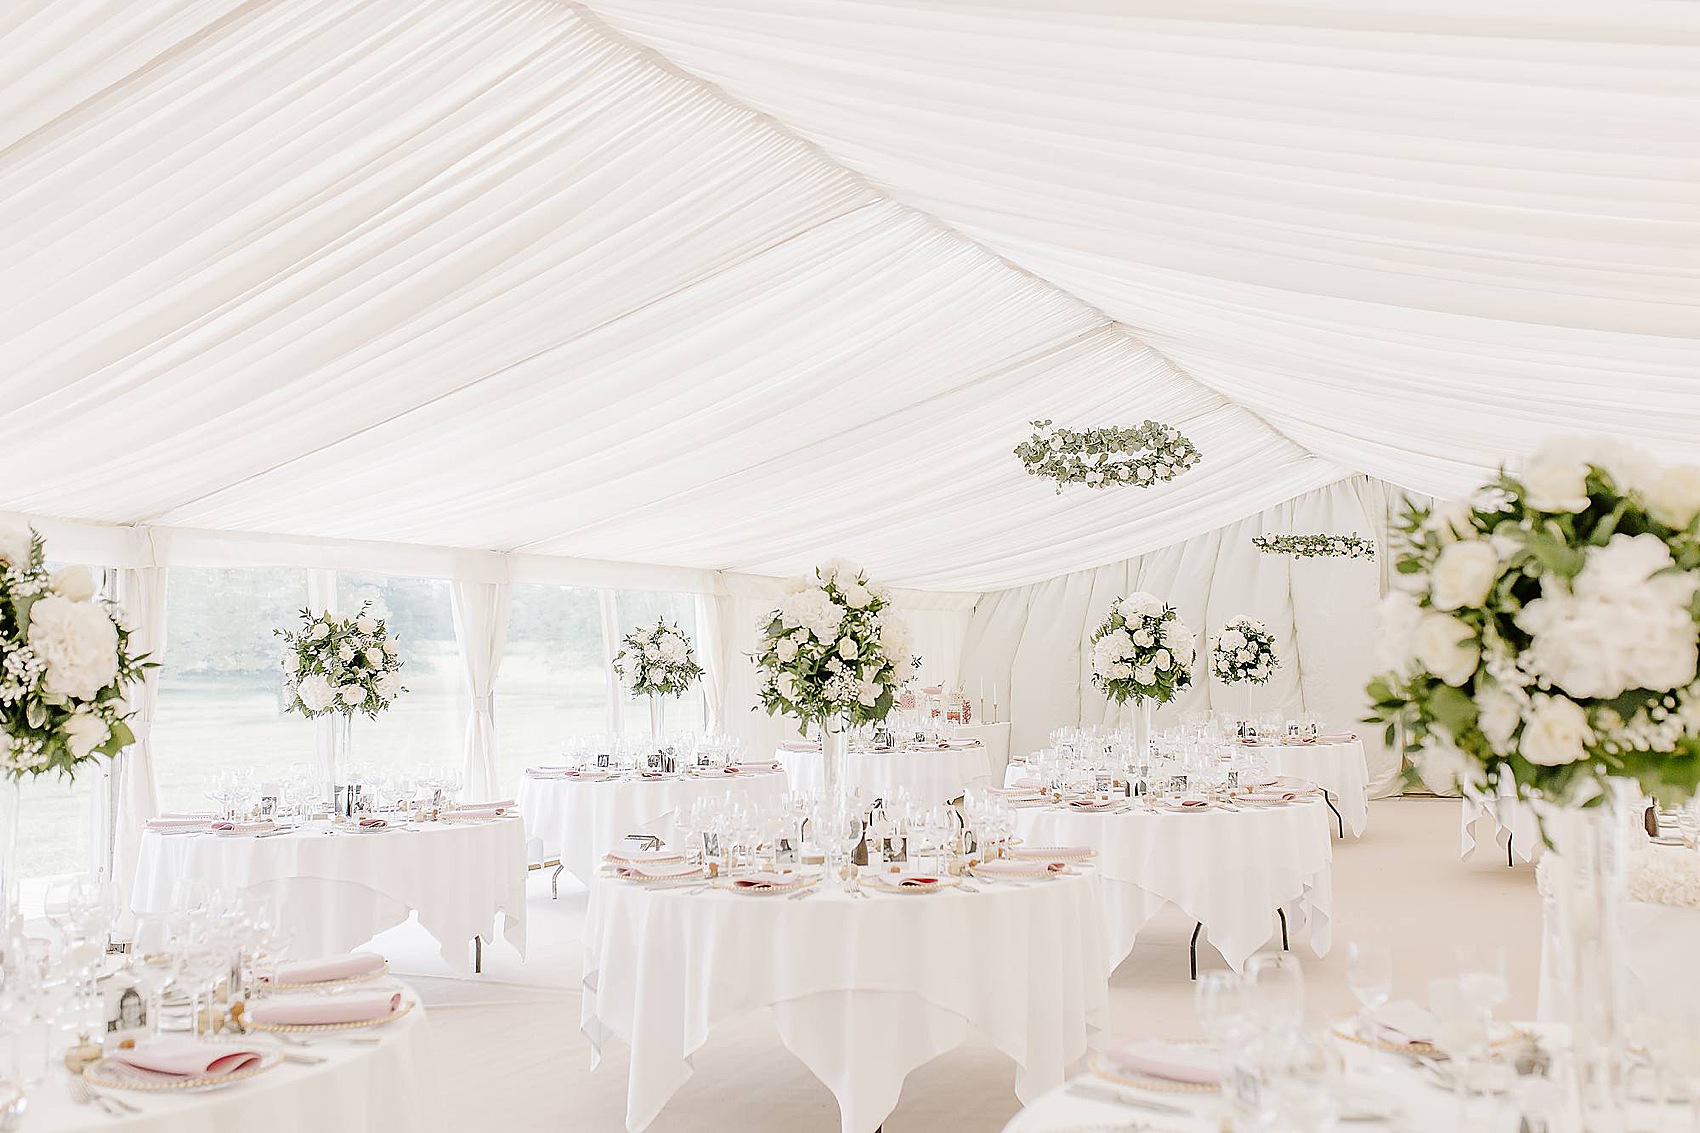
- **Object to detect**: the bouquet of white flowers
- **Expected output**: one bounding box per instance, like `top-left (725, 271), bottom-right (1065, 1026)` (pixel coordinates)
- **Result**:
top-left (1211, 617), bottom-right (1279, 685)
top-left (754, 561), bottom-right (917, 727)
top-left (0, 525), bottom-right (147, 780)
top-left (276, 604), bottom-right (404, 719)
top-left (1090, 592), bottom-right (1195, 704)
top-left (612, 619), bottom-right (703, 697)
top-left (1367, 438), bottom-right (1700, 805)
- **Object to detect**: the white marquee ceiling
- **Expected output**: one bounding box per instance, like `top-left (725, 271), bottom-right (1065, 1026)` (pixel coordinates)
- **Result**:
top-left (1, 0), bottom-right (1694, 589)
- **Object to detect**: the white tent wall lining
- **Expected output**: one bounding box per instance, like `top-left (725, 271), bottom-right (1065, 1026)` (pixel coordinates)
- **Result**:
top-left (958, 476), bottom-right (1419, 796)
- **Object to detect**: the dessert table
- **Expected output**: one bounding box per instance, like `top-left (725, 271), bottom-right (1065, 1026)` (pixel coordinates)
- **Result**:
top-left (778, 741), bottom-right (999, 805)
top-left (132, 819), bottom-right (526, 971)
top-left (1013, 797), bottom-right (1333, 974)
top-left (516, 766), bottom-right (790, 889)
top-left (582, 868), bottom-right (1110, 1133)
top-left (27, 985), bottom-right (435, 1132)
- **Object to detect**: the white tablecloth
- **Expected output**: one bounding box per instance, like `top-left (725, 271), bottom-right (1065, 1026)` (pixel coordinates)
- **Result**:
top-left (516, 769), bottom-right (791, 888)
top-left (28, 985), bottom-right (435, 1132)
top-left (583, 869), bottom-right (1110, 1133)
top-left (1539, 893), bottom-right (1700, 1022)
top-left (1014, 799), bottom-right (1333, 973)
top-left (1253, 740), bottom-right (1371, 838)
top-left (953, 721), bottom-right (1012, 774)
top-left (132, 821), bottom-right (526, 971)
top-left (1462, 780), bottom-right (1540, 863)
top-left (778, 743), bottom-right (999, 805)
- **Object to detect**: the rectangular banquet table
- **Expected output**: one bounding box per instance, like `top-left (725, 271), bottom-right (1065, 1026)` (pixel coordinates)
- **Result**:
top-left (132, 819), bottom-right (527, 972)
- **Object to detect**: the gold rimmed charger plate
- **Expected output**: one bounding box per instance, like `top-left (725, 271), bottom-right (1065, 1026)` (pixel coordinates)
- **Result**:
top-left (1330, 1017), bottom-right (1527, 1057)
top-left (1088, 1050), bottom-right (1220, 1095)
top-left (1007, 846), bottom-right (1097, 862)
top-left (247, 999), bottom-right (414, 1033)
top-left (84, 1051), bottom-right (285, 1093)
top-left (864, 875), bottom-right (963, 896)
top-left (272, 959), bottom-right (390, 990)
top-left (711, 875), bottom-right (817, 896)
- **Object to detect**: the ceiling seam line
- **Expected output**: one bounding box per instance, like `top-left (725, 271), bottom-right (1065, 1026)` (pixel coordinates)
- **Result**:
top-left (559, 0), bottom-right (1322, 463)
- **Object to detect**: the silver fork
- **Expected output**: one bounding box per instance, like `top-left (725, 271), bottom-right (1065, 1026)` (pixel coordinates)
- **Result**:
top-left (67, 1076), bottom-right (127, 1118)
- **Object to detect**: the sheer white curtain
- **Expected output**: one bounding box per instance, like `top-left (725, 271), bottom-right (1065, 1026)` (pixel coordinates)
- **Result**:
top-left (104, 565), bottom-right (168, 896)
top-left (451, 580), bottom-right (510, 800)
top-left (959, 477), bottom-right (1408, 795)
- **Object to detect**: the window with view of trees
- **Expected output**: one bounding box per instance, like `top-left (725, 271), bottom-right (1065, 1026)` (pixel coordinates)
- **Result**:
top-left (497, 584), bottom-right (610, 792)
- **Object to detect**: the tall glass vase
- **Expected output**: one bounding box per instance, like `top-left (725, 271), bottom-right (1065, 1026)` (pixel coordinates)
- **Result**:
top-left (329, 712), bottom-right (353, 811)
top-left (1543, 779), bottom-right (1638, 1133)
top-left (1128, 698), bottom-right (1153, 763)
top-left (648, 694), bottom-right (666, 751)
top-left (821, 717), bottom-right (849, 802)
top-left (0, 775), bottom-right (18, 937)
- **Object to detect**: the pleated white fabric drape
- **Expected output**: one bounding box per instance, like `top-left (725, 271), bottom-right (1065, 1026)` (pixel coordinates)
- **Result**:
top-left (451, 580), bottom-right (511, 800)
top-left (106, 565), bottom-right (167, 897)
top-left (959, 478), bottom-right (1410, 795)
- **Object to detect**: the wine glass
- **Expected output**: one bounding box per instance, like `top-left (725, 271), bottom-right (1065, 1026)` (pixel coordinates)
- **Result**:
top-left (1246, 951), bottom-right (1306, 1039)
top-left (128, 914), bottom-right (179, 1039)
top-left (1347, 941), bottom-right (1394, 1023)
top-left (1454, 945), bottom-right (1508, 1019)
top-left (1428, 976), bottom-right (1490, 1128)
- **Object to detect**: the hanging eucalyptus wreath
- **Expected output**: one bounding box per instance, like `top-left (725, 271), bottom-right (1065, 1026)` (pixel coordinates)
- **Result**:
top-left (1252, 533), bottom-right (1376, 560)
top-left (1014, 419), bottom-right (1201, 492)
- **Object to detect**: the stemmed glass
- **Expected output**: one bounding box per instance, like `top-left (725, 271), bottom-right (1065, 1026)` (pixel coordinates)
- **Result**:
top-left (1428, 976), bottom-right (1491, 1129)
top-left (1245, 951), bottom-right (1306, 1040)
top-left (128, 914), bottom-right (179, 1039)
top-left (1347, 941), bottom-right (1393, 1025)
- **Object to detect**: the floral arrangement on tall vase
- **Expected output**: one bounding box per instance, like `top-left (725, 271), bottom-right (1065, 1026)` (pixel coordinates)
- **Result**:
top-left (1090, 592), bottom-right (1196, 760)
top-left (0, 524), bottom-right (148, 926)
top-left (612, 619), bottom-right (704, 750)
top-left (277, 604), bottom-right (404, 796)
top-left (1211, 617), bottom-right (1280, 686)
top-left (754, 561), bottom-right (918, 801)
top-left (1367, 438), bottom-right (1700, 1131)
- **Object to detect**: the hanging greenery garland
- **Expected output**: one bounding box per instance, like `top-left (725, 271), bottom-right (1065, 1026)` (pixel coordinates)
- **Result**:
top-left (1014, 419), bottom-right (1201, 493)
top-left (1252, 533), bottom-right (1376, 560)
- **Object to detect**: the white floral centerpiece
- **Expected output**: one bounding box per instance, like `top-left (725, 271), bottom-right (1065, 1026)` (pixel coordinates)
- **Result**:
top-left (755, 561), bottom-right (917, 728)
top-left (612, 619), bottom-right (704, 698)
top-left (276, 604), bottom-right (405, 721)
top-left (1211, 617), bottom-right (1279, 685)
top-left (1367, 438), bottom-right (1700, 806)
top-left (1090, 592), bottom-right (1196, 706)
top-left (0, 524), bottom-right (147, 780)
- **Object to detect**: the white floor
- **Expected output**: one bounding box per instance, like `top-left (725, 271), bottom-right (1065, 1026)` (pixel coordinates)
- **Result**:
top-left (378, 796), bottom-right (1540, 1133)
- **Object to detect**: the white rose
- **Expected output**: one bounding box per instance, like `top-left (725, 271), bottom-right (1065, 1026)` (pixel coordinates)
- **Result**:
top-left (1133, 664), bottom-right (1157, 685)
top-left (49, 566), bottom-right (97, 602)
top-left (1413, 612), bottom-right (1479, 687)
top-left (364, 648), bottom-right (384, 666)
top-left (893, 657), bottom-right (916, 682)
top-left (297, 674), bottom-right (335, 713)
top-left (64, 711), bottom-right (111, 759)
top-left (857, 681), bottom-right (881, 707)
top-left (1521, 442), bottom-right (1591, 513)
top-left (838, 637), bottom-right (859, 661)
top-left (1643, 464), bottom-right (1700, 531)
top-left (355, 616), bottom-right (377, 634)
top-left (308, 623), bottom-right (330, 642)
top-left (1430, 541), bottom-right (1500, 611)
top-left (1219, 628), bottom-right (1246, 651)
top-left (339, 685), bottom-right (364, 706)
top-left (1476, 685), bottom-right (1523, 752)
top-left (1131, 628), bottom-right (1153, 648)
top-left (374, 671), bottom-right (402, 701)
top-left (1413, 733), bottom-right (1482, 795)
top-left (337, 643), bottom-right (355, 662)
top-left (1165, 622), bottom-right (1196, 657)
top-left (27, 596), bottom-right (120, 700)
top-left (281, 651), bottom-right (299, 674)
top-left (841, 582), bottom-right (872, 610)
top-left (643, 643), bottom-right (661, 659)
top-left (0, 522), bottom-right (33, 566)
top-left (879, 616), bottom-right (910, 657)
top-left (1154, 648), bottom-right (1172, 671)
top-left (1120, 592), bottom-right (1163, 620)
top-left (1421, 500), bottom-right (1476, 544)
top-left (384, 641), bottom-right (398, 656)
top-left (775, 638), bottom-right (799, 662)
top-left (775, 673), bottom-right (798, 701)
top-left (1520, 695), bottom-right (1593, 766)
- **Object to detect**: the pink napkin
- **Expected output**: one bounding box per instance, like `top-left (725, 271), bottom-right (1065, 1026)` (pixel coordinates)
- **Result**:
top-left (209, 820), bottom-right (275, 834)
top-left (1008, 845), bottom-right (1093, 861)
top-left (1241, 791), bottom-right (1299, 804)
top-left (146, 817), bottom-right (208, 830)
top-left (248, 991), bottom-right (403, 1027)
top-left (273, 952), bottom-right (386, 985)
top-left (443, 801), bottom-right (514, 818)
top-left (358, 816), bottom-right (389, 829)
top-left (945, 739), bottom-right (982, 748)
top-left (1317, 732), bottom-right (1357, 744)
top-left (727, 871), bottom-right (800, 890)
top-left (111, 1038), bottom-right (264, 1078)
top-left (718, 766), bottom-right (745, 775)
top-left (1011, 776), bottom-right (1043, 790)
top-left (1067, 798), bottom-right (1117, 811)
top-left (560, 769), bottom-right (610, 780)
top-left (638, 770), bottom-right (672, 779)
top-left (875, 873), bottom-right (946, 890)
top-left (734, 760), bottom-right (783, 772)
top-left (1173, 798), bottom-right (1212, 810)
top-left (1363, 1001), bottom-right (1433, 1047)
top-left (1104, 1039), bottom-right (1222, 1085)
top-left (778, 740), bottom-right (818, 752)
top-left (975, 858), bottom-right (1067, 877)
top-left (613, 860), bottom-right (702, 881)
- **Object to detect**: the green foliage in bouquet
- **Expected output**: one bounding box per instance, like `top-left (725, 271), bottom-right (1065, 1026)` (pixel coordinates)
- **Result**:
top-left (276, 603), bottom-right (405, 720)
top-left (1090, 593), bottom-right (1196, 705)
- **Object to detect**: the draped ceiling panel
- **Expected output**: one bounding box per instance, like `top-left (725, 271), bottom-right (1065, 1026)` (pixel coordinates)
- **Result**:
top-left (1, 0), bottom-right (1693, 590)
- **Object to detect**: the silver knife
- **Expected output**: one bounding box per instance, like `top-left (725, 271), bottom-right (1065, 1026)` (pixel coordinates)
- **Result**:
top-left (1067, 1082), bottom-right (1194, 1116)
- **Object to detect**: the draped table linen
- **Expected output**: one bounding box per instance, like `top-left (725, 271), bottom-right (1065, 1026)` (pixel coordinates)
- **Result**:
top-left (778, 743), bottom-right (999, 805)
top-left (27, 985), bottom-right (435, 1133)
top-left (1461, 777), bottom-right (1540, 863)
top-left (1014, 800), bottom-right (1333, 973)
top-left (582, 869), bottom-right (1110, 1133)
top-left (132, 821), bottom-right (526, 971)
top-left (516, 769), bottom-right (790, 888)
top-left (1246, 739), bottom-right (1371, 838)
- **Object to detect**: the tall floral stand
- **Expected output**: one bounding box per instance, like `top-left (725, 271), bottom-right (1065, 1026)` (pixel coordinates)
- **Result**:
top-left (821, 716), bottom-right (849, 801)
top-left (1543, 780), bottom-right (1638, 1133)
top-left (0, 776), bottom-right (18, 938)
top-left (1127, 699), bottom-right (1154, 763)
top-left (648, 694), bottom-right (667, 752)
top-left (324, 712), bottom-right (353, 810)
